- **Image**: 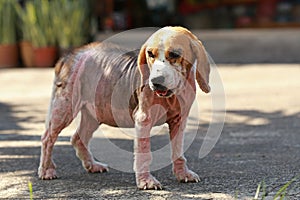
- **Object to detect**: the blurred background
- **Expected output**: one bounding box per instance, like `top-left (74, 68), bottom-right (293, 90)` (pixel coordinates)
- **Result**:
top-left (1, 0), bottom-right (300, 67)
top-left (96, 0), bottom-right (300, 30)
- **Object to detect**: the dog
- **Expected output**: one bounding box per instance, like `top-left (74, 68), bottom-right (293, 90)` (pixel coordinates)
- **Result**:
top-left (38, 26), bottom-right (210, 190)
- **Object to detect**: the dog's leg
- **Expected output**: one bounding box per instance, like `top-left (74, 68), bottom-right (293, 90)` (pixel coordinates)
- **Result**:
top-left (71, 106), bottom-right (108, 173)
top-left (168, 118), bottom-right (200, 183)
top-left (38, 94), bottom-right (74, 180)
top-left (134, 108), bottom-right (162, 190)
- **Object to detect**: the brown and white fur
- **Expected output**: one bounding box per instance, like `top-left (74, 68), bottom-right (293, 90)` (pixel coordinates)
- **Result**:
top-left (38, 26), bottom-right (210, 190)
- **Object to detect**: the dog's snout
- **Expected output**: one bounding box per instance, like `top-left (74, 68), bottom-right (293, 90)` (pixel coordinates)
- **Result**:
top-left (151, 76), bottom-right (167, 91)
top-left (151, 76), bottom-right (165, 85)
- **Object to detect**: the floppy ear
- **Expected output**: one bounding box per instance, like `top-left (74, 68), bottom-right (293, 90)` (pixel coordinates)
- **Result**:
top-left (137, 44), bottom-right (150, 85)
top-left (191, 39), bottom-right (211, 93)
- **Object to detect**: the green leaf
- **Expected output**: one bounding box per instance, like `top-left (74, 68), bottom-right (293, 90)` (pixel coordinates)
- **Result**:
top-left (274, 177), bottom-right (297, 200)
top-left (28, 181), bottom-right (33, 200)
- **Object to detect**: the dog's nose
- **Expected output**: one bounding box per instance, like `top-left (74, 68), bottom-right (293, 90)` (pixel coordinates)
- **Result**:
top-left (151, 76), bottom-right (165, 85)
top-left (152, 83), bottom-right (167, 91)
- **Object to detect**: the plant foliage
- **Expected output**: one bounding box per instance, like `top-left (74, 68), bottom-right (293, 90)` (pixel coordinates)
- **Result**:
top-left (0, 0), bottom-right (18, 44)
top-left (52, 0), bottom-right (91, 49)
top-left (16, 0), bottom-right (56, 47)
top-left (16, 0), bottom-right (91, 48)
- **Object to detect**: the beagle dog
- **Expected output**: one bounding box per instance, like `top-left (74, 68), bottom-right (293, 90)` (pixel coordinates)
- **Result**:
top-left (38, 26), bottom-right (210, 190)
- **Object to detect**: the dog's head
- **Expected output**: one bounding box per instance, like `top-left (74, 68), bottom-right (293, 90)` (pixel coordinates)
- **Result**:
top-left (138, 26), bottom-right (210, 98)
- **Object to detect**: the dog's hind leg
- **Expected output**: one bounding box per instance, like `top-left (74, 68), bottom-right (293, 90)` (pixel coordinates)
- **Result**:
top-left (38, 89), bottom-right (75, 180)
top-left (71, 106), bottom-right (108, 173)
top-left (38, 57), bottom-right (79, 179)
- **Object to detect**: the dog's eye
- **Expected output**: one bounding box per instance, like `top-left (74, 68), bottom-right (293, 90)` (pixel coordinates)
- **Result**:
top-left (169, 51), bottom-right (180, 59)
top-left (147, 51), bottom-right (155, 58)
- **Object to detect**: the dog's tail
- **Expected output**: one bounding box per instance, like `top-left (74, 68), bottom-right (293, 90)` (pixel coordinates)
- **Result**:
top-left (54, 56), bottom-right (72, 88)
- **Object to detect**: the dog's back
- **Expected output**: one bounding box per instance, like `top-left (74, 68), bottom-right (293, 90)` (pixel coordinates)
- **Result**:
top-left (50, 42), bottom-right (141, 128)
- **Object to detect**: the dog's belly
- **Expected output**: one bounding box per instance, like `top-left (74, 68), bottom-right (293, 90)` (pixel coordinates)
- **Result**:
top-left (94, 105), bottom-right (168, 128)
top-left (92, 73), bottom-right (138, 128)
top-left (94, 100), bottom-right (136, 128)
top-left (92, 82), bottom-right (169, 128)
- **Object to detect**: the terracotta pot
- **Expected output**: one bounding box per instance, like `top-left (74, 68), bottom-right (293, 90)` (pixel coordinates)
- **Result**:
top-left (20, 41), bottom-right (34, 67)
top-left (33, 46), bottom-right (57, 68)
top-left (0, 44), bottom-right (19, 68)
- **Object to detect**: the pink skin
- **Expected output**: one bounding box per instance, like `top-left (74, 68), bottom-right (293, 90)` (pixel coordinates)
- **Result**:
top-left (133, 97), bottom-right (163, 189)
top-left (38, 60), bottom-right (77, 179)
top-left (71, 107), bottom-right (108, 173)
top-left (168, 118), bottom-right (200, 183)
top-left (38, 89), bottom-right (74, 179)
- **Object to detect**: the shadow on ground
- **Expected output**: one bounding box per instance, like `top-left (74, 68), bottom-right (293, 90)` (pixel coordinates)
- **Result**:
top-left (0, 102), bottom-right (69, 141)
top-left (0, 102), bottom-right (25, 131)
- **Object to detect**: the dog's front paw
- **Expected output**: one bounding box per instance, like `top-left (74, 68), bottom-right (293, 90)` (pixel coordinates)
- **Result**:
top-left (38, 167), bottom-right (57, 180)
top-left (84, 160), bottom-right (109, 173)
top-left (136, 173), bottom-right (163, 190)
top-left (174, 169), bottom-right (200, 183)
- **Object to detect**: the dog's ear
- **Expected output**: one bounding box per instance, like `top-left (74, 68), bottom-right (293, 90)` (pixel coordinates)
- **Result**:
top-left (137, 44), bottom-right (150, 85)
top-left (190, 38), bottom-right (211, 93)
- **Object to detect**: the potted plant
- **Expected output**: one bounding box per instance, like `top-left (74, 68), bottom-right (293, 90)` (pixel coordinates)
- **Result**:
top-left (52, 0), bottom-right (92, 56)
top-left (17, 0), bottom-right (57, 67)
top-left (0, 0), bottom-right (19, 68)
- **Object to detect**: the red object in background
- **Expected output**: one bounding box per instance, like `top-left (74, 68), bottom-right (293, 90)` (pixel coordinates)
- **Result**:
top-left (236, 16), bottom-right (253, 27)
top-left (256, 0), bottom-right (278, 23)
top-left (179, 0), bottom-right (259, 15)
top-left (104, 17), bottom-right (114, 31)
top-left (179, 1), bottom-right (217, 15)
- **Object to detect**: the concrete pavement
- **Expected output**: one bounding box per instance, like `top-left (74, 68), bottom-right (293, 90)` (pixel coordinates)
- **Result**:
top-left (0, 64), bottom-right (299, 199)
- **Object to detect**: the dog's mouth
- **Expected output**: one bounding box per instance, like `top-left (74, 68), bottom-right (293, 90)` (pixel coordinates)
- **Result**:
top-left (155, 89), bottom-right (173, 97)
top-left (150, 83), bottom-right (174, 97)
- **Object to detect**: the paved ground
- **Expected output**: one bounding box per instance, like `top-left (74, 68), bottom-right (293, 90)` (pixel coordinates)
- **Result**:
top-left (0, 64), bottom-right (299, 199)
